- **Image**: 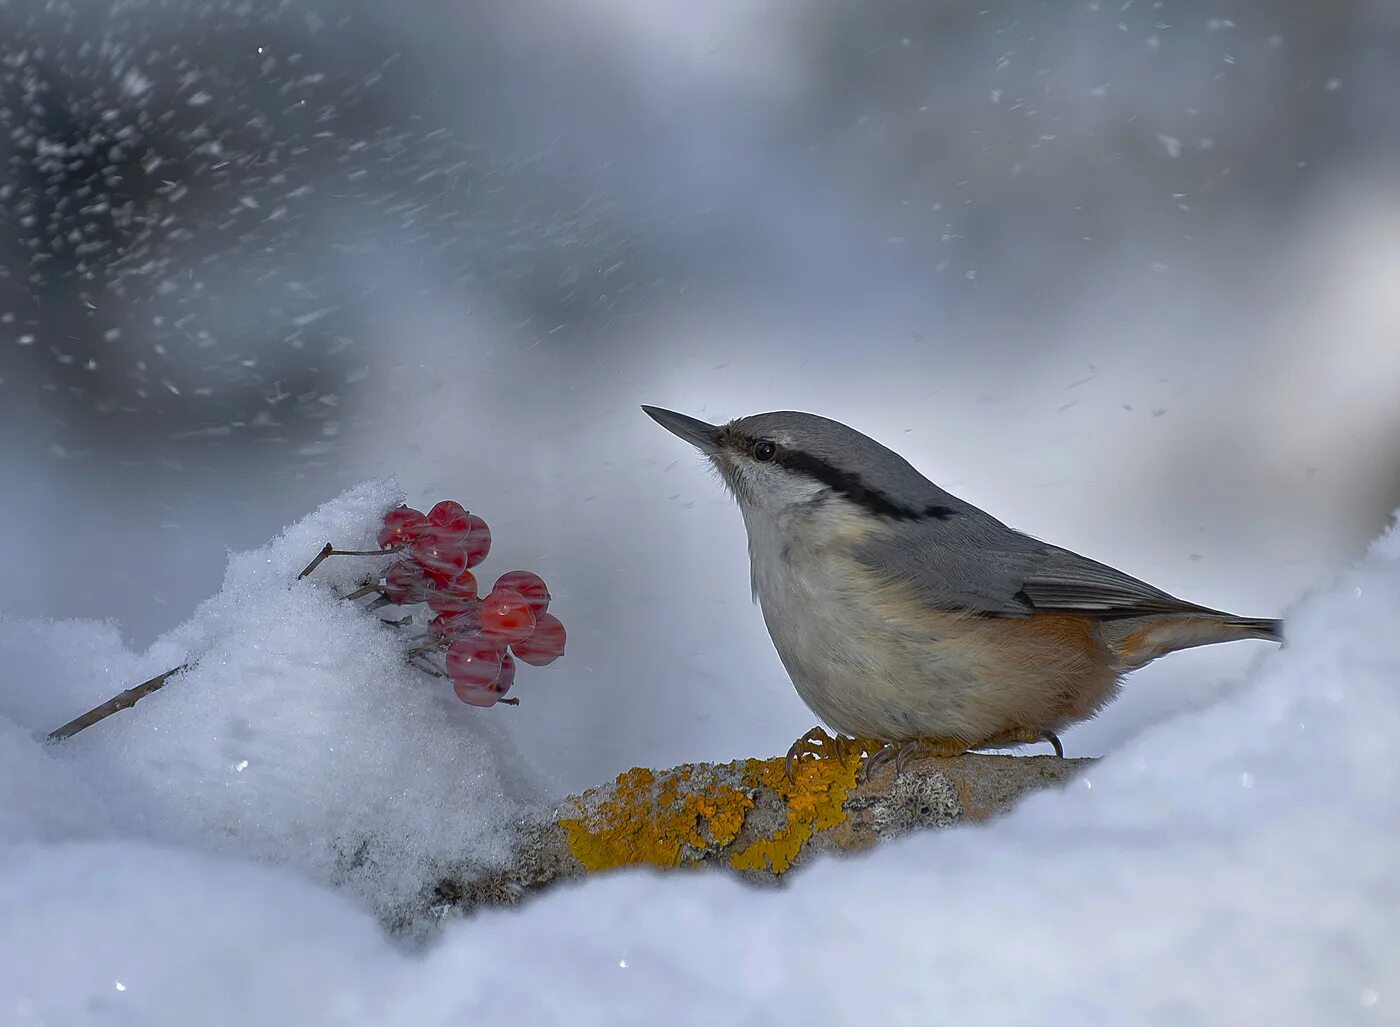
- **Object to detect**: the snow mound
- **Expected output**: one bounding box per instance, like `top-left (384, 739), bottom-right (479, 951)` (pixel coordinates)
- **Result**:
top-left (1, 501), bottom-right (1397, 1025)
top-left (0, 481), bottom-right (537, 916)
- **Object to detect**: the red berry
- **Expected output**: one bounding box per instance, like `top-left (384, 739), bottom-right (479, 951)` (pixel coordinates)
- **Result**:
top-left (427, 500), bottom-right (471, 535)
top-left (453, 683), bottom-right (500, 708)
top-left (383, 561), bottom-right (432, 605)
top-left (492, 571), bottom-right (550, 616)
top-left (443, 568), bottom-right (479, 598)
top-left (479, 588), bottom-right (535, 645)
top-left (431, 606), bottom-right (482, 641)
top-left (495, 650), bottom-right (516, 695)
top-left (379, 506), bottom-right (428, 549)
top-left (427, 570), bottom-right (478, 614)
top-left (512, 612), bottom-right (566, 666)
top-left (463, 514), bottom-right (491, 568)
top-left (450, 646), bottom-right (514, 707)
top-left (429, 593), bottom-right (471, 616)
top-left (445, 638), bottom-right (504, 689)
top-left (410, 530), bottom-right (469, 583)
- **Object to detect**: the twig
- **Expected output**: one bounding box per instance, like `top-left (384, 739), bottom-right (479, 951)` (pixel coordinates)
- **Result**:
top-left (297, 543), bottom-right (334, 579)
top-left (297, 542), bottom-right (404, 580)
top-left (46, 665), bottom-right (189, 743)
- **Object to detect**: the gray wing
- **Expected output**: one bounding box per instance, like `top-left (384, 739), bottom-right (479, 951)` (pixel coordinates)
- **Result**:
top-left (853, 511), bottom-right (1219, 619)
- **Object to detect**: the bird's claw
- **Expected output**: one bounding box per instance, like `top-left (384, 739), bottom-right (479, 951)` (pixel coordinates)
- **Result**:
top-left (784, 727), bottom-right (873, 779)
top-left (861, 736), bottom-right (970, 782)
top-left (969, 726), bottom-right (1066, 758)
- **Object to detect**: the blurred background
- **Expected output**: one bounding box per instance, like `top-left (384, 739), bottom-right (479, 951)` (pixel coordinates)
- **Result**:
top-left (2, 0), bottom-right (1398, 791)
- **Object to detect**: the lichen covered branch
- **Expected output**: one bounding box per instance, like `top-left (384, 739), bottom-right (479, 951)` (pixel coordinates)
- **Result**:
top-left (439, 750), bottom-right (1089, 913)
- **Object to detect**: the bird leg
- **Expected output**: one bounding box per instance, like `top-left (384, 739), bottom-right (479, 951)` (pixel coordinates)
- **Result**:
top-left (971, 726), bottom-right (1065, 758)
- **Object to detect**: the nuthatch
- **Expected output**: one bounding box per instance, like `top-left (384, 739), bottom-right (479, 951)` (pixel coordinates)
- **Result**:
top-left (643, 406), bottom-right (1283, 766)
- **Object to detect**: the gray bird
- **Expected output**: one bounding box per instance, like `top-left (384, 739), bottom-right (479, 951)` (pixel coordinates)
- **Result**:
top-left (643, 405), bottom-right (1283, 766)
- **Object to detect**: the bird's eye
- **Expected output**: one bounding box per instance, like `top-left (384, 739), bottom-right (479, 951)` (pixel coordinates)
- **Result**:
top-left (753, 440), bottom-right (777, 462)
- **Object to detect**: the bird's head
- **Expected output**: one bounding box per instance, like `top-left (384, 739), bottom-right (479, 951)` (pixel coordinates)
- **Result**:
top-left (642, 406), bottom-right (958, 528)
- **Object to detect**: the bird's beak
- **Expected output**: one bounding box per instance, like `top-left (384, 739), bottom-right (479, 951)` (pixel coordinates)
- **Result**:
top-left (642, 405), bottom-right (722, 455)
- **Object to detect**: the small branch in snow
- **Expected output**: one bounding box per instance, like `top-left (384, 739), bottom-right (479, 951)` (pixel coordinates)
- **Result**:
top-left (49, 541), bottom-right (415, 744)
top-left (46, 665), bottom-right (189, 743)
top-left (297, 542), bottom-right (405, 580)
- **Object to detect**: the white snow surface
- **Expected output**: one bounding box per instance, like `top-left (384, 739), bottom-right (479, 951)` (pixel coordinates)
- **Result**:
top-left (2, 487), bottom-right (1398, 1025)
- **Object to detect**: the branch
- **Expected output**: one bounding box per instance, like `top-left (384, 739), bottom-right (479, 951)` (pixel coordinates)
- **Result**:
top-left (433, 748), bottom-right (1091, 914)
top-left (46, 665), bottom-right (189, 742)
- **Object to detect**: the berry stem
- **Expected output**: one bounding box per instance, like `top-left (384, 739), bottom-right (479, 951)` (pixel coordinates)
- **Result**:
top-left (297, 542), bottom-right (406, 580)
top-left (343, 583), bottom-right (388, 601)
top-left (46, 665), bottom-right (189, 743)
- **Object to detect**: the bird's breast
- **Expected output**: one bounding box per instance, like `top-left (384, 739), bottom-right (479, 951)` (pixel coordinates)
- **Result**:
top-left (743, 518), bottom-right (1120, 742)
top-left (746, 524), bottom-right (943, 734)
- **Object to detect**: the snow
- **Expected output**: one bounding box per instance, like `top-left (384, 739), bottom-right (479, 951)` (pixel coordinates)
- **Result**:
top-left (2, 489), bottom-right (1398, 1024)
top-left (0, 480), bottom-right (538, 918)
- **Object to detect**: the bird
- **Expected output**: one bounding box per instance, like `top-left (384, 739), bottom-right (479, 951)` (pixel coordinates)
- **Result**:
top-left (642, 405), bottom-right (1283, 771)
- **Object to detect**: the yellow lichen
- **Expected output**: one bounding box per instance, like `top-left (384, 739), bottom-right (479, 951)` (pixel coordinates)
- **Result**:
top-left (558, 747), bottom-right (864, 876)
top-left (728, 750), bottom-right (861, 874)
top-left (559, 765), bottom-right (755, 872)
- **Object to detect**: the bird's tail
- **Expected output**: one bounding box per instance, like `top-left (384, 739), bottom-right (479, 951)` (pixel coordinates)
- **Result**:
top-left (1106, 612), bottom-right (1285, 672)
top-left (1221, 616), bottom-right (1285, 644)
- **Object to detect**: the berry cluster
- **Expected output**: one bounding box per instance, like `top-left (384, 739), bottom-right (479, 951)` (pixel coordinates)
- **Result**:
top-left (374, 501), bottom-right (566, 707)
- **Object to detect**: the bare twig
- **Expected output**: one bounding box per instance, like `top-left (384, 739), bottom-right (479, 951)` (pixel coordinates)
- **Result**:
top-left (297, 543), bottom-right (335, 579)
top-left (297, 542), bottom-right (404, 580)
top-left (46, 665), bottom-right (189, 743)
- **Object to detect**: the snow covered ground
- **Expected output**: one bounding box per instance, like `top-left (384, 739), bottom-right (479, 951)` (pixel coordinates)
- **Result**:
top-left (1, 486), bottom-right (1397, 1025)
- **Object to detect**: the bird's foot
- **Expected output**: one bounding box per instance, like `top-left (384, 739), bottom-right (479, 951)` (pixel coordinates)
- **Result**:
top-left (971, 726), bottom-right (1065, 758)
top-left (861, 736), bottom-right (971, 782)
top-left (783, 727), bottom-right (877, 780)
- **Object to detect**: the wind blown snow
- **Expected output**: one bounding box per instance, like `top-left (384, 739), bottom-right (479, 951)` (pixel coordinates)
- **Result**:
top-left (2, 492), bottom-right (1397, 1025)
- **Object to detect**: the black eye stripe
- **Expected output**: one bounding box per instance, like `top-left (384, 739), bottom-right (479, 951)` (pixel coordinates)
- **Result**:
top-left (741, 438), bottom-right (954, 522)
